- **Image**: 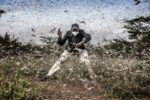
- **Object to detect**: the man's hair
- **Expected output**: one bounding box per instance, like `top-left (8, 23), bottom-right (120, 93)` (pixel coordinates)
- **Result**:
top-left (71, 23), bottom-right (80, 31)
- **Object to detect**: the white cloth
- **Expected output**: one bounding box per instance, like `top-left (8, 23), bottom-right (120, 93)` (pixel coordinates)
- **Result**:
top-left (47, 50), bottom-right (96, 79)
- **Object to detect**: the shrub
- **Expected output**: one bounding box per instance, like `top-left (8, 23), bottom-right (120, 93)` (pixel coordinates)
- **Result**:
top-left (94, 57), bottom-right (150, 99)
top-left (0, 74), bottom-right (37, 100)
top-left (104, 16), bottom-right (150, 59)
top-left (0, 33), bottom-right (34, 57)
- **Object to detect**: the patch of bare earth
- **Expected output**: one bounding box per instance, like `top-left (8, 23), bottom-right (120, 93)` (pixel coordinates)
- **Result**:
top-left (37, 81), bottom-right (101, 100)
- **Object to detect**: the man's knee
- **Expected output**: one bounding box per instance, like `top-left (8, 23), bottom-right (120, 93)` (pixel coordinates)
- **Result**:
top-left (80, 59), bottom-right (90, 65)
top-left (59, 50), bottom-right (71, 62)
top-left (80, 55), bottom-right (90, 66)
top-left (80, 50), bottom-right (89, 61)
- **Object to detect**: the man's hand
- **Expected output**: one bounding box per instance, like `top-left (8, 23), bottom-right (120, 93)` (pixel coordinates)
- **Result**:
top-left (75, 38), bottom-right (86, 48)
top-left (82, 38), bottom-right (86, 43)
top-left (75, 42), bottom-right (82, 48)
top-left (57, 28), bottom-right (62, 37)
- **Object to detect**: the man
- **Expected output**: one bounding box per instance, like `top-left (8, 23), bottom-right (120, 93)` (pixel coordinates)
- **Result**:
top-left (47, 23), bottom-right (96, 79)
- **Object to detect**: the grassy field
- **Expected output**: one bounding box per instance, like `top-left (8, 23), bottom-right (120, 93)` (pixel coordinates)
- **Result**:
top-left (0, 34), bottom-right (149, 100)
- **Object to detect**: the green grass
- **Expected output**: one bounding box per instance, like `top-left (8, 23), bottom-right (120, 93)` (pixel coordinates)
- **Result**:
top-left (0, 34), bottom-right (149, 99)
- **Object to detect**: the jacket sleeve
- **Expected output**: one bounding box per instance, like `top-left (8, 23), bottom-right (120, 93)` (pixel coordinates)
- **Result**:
top-left (57, 32), bottom-right (68, 46)
top-left (82, 30), bottom-right (91, 43)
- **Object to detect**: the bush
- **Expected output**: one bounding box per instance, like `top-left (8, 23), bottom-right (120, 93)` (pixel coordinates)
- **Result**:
top-left (94, 57), bottom-right (150, 99)
top-left (0, 33), bottom-right (34, 57)
top-left (104, 16), bottom-right (150, 59)
top-left (0, 74), bottom-right (37, 100)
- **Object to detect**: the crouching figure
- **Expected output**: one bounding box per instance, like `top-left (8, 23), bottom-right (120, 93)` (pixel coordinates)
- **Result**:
top-left (47, 23), bottom-right (96, 80)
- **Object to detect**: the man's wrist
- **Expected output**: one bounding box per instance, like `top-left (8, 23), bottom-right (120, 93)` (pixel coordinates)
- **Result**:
top-left (82, 38), bottom-right (86, 43)
top-left (81, 39), bottom-right (86, 44)
top-left (79, 41), bottom-right (84, 45)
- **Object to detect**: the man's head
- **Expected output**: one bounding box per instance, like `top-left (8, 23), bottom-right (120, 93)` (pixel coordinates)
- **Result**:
top-left (71, 23), bottom-right (80, 36)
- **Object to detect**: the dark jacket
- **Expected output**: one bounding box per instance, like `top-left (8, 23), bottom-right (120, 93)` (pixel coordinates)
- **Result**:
top-left (57, 29), bottom-right (91, 51)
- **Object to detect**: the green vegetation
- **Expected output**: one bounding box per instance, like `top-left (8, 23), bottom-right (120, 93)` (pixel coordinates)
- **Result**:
top-left (0, 16), bottom-right (150, 99)
top-left (0, 74), bottom-right (37, 100)
top-left (105, 16), bottom-right (150, 59)
top-left (99, 16), bottom-right (150, 99)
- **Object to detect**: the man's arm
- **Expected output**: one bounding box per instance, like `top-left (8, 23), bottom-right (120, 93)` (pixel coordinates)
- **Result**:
top-left (82, 30), bottom-right (91, 43)
top-left (57, 31), bottom-right (68, 46)
top-left (75, 30), bottom-right (91, 48)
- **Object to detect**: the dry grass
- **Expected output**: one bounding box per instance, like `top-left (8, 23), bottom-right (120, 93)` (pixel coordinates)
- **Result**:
top-left (0, 48), bottom-right (149, 99)
top-left (0, 35), bottom-right (149, 99)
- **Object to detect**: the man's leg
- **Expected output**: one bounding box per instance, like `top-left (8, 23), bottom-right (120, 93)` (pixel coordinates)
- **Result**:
top-left (80, 50), bottom-right (96, 80)
top-left (47, 50), bottom-right (71, 76)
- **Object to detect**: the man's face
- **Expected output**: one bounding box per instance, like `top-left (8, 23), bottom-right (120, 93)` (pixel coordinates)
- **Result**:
top-left (72, 28), bottom-right (79, 36)
top-left (71, 23), bottom-right (80, 36)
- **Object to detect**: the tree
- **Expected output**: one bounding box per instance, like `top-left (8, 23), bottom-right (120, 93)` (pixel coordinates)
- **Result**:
top-left (105, 16), bottom-right (150, 59)
top-left (124, 16), bottom-right (150, 58)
